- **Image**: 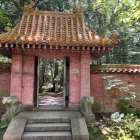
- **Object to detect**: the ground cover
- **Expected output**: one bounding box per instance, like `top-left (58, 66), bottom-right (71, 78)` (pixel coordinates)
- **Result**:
top-left (89, 112), bottom-right (140, 140)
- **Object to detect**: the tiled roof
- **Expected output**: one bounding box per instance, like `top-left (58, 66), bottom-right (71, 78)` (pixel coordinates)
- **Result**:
top-left (91, 64), bottom-right (140, 73)
top-left (0, 3), bottom-right (120, 48)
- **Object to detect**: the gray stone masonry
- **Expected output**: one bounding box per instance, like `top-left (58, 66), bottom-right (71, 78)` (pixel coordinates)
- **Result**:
top-left (3, 111), bottom-right (89, 140)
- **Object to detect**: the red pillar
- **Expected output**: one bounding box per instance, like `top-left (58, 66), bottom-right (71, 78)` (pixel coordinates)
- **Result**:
top-left (10, 52), bottom-right (35, 106)
top-left (69, 54), bottom-right (81, 104)
top-left (80, 52), bottom-right (91, 98)
top-left (22, 54), bottom-right (35, 105)
top-left (10, 52), bottom-right (23, 102)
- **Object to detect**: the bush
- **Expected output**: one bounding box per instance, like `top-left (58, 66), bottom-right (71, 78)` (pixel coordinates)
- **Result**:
top-left (89, 112), bottom-right (140, 140)
top-left (117, 98), bottom-right (131, 113)
top-left (118, 114), bottom-right (140, 139)
top-left (93, 102), bottom-right (101, 113)
top-left (102, 112), bottom-right (140, 139)
top-left (0, 90), bottom-right (5, 97)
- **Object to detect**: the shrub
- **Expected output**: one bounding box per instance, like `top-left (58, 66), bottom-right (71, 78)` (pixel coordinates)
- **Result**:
top-left (101, 112), bottom-right (140, 139)
top-left (117, 98), bottom-right (131, 113)
top-left (0, 90), bottom-right (5, 97)
top-left (93, 101), bottom-right (101, 113)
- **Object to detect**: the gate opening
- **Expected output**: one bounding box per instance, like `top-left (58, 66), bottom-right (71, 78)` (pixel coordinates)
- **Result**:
top-left (38, 58), bottom-right (66, 107)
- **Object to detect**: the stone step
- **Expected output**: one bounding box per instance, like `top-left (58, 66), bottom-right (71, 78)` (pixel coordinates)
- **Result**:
top-left (25, 122), bottom-right (71, 132)
top-left (27, 118), bottom-right (70, 123)
top-left (22, 131), bottom-right (71, 140)
top-left (38, 105), bottom-right (64, 110)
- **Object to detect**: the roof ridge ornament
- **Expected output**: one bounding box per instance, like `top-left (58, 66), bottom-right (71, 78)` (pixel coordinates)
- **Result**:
top-left (91, 30), bottom-right (96, 39)
top-left (90, 30), bottom-right (120, 46)
top-left (23, 2), bottom-right (36, 13)
top-left (111, 32), bottom-right (121, 45)
top-left (73, 5), bottom-right (83, 13)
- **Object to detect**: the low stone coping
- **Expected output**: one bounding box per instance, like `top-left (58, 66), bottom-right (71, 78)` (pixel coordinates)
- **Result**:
top-left (71, 118), bottom-right (89, 140)
top-left (3, 118), bottom-right (27, 140)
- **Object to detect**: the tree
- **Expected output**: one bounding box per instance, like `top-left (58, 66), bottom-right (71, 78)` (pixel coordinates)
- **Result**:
top-left (75, 0), bottom-right (140, 64)
top-left (0, 0), bottom-right (139, 64)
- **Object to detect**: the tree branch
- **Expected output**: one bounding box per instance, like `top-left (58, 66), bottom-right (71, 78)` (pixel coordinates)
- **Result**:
top-left (11, 0), bottom-right (21, 10)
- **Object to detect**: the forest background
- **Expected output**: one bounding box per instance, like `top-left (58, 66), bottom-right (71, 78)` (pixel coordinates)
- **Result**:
top-left (0, 0), bottom-right (140, 64)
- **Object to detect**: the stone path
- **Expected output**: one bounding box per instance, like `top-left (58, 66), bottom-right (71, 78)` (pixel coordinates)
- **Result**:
top-left (39, 95), bottom-right (63, 105)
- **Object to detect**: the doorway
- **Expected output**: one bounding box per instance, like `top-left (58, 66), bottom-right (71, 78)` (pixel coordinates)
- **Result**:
top-left (37, 57), bottom-right (69, 109)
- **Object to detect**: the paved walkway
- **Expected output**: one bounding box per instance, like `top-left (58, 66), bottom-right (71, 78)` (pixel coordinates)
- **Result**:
top-left (39, 95), bottom-right (63, 105)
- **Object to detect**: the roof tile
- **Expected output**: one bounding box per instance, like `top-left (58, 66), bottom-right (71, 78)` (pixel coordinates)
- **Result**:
top-left (0, 3), bottom-right (120, 48)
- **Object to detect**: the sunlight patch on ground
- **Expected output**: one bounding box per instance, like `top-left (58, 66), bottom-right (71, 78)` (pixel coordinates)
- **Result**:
top-left (39, 95), bottom-right (63, 105)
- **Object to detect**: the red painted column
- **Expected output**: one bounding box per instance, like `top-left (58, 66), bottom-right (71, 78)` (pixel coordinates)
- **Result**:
top-left (69, 54), bottom-right (81, 104)
top-left (22, 54), bottom-right (35, 105)
top-left (80, 52), bottom-right (90, 98)
top-left (10, 52), bottom-right (23, 102)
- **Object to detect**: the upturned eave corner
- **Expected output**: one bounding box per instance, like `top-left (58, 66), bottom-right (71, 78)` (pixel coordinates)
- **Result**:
top-left (23, 1), bottom-right (36, 13)
top-left (0, 24), bottom-right (20, 44)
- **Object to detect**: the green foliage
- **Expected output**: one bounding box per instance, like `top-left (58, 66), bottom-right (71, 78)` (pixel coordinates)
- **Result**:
top-left (0, 55), bottom-right (10, 63)
top-left (121, 114), bottom-right (140, 139)
top-left (78, 0), bottom-right (140, 64)
top-left (93, 101), bottom-right (101, 113)
top-left (111, 113), bottom-right (140, 139)
top-left (0, 9), bottom-right (12, 31)
top-left (39, 59), bottom-right (64, 91)
top-left (0, 90), bottom-right (5, 97)
top-left (89, 123), bottom-right (100, 134)
top-left (117, 99), bottom-right (140, 115)
top-left (117, 98), bottom-right (131, 113)
top-left (0, 91), bottom-right (8, 129)
top-left (0, 119), bottom-right (10, 129)
top-left (88, 123), bottom-right (108, 140)
top-left (93, 112), bottom-right (140, 140)
top-left (0, 0), bottom-right (140, 64)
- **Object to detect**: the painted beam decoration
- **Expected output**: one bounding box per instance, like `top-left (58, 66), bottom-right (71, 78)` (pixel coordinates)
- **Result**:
top-left (0, 2), bottom-right (120, 56)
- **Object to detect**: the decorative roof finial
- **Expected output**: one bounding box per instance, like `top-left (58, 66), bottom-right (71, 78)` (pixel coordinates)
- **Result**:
top-left (23, 2), bottom-right (36, 12)
top-left (111, 32), bottom-right (121, 45)
top-left (91, 30), bottom-right (96, 39)
top-left (73, 5), bottom-right (83, 13)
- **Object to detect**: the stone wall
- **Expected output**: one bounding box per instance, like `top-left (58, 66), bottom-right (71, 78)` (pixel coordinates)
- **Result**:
top-left (91, 73), bottom-right (140, 112)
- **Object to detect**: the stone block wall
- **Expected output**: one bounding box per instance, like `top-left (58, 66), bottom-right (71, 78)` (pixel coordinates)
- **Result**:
top-left (91, 73), bottom-right (140, 112)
